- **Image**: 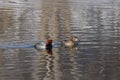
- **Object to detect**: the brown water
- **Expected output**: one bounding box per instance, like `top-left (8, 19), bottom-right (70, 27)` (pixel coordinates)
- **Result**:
top-left (0, 0), bottom-right (120, 80)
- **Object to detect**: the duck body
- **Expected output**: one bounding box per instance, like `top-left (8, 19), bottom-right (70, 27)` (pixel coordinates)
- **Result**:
top-left (63, 40), bottom-right (75, 47)
top-left (34, 42), bottom-right (46, 50)
top-left (62, 36), bottom-right (79, 48)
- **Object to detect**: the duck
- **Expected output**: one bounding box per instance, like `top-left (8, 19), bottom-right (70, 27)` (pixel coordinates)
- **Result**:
top-left (62, 36), bottom-right (79, 48)
top-left (34, 39), bottom-right (53, 50)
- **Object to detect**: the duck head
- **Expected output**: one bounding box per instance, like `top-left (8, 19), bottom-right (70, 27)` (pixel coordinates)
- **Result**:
top-left (45, 39), bottom-right (53, 49)
top-left (71, 36), bottom-right (79, 42)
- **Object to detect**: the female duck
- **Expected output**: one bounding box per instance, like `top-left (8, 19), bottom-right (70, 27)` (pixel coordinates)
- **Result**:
top-left (63, 36), bottom-right (79, 48)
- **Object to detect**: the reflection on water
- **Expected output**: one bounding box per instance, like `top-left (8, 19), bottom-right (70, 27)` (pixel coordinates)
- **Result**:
top-left (0, 0), bottom-right (120, 80)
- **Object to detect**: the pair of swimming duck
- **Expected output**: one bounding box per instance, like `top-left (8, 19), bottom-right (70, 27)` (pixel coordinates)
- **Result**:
top-left (34, 36), bottom-right (79, 50)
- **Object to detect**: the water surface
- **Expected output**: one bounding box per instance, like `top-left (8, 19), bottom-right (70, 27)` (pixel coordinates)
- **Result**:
top-left (0, 0), bottom-right (120, 80)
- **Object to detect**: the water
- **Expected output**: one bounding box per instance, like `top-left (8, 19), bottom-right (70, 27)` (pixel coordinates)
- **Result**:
top-left (0, 0), bottom-right (120, 80)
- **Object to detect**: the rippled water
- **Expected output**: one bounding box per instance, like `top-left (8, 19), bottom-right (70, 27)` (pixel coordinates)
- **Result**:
top-left (0, 0), bottom-right (120, 80)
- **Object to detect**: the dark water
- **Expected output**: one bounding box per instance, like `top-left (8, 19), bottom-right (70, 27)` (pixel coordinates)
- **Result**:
top-left (0, 0), bottom-right (120, 80)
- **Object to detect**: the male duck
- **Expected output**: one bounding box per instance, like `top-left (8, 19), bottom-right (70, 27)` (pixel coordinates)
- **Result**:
top-left (34, 39), bottom-right (53, 50)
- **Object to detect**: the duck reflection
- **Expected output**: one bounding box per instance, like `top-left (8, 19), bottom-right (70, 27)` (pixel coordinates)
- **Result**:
top-left (46, 48), bottom-right (53, 55)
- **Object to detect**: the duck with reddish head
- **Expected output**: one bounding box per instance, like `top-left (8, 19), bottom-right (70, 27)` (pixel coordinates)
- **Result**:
top-left (34, 39), bottom-right (53, 51)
